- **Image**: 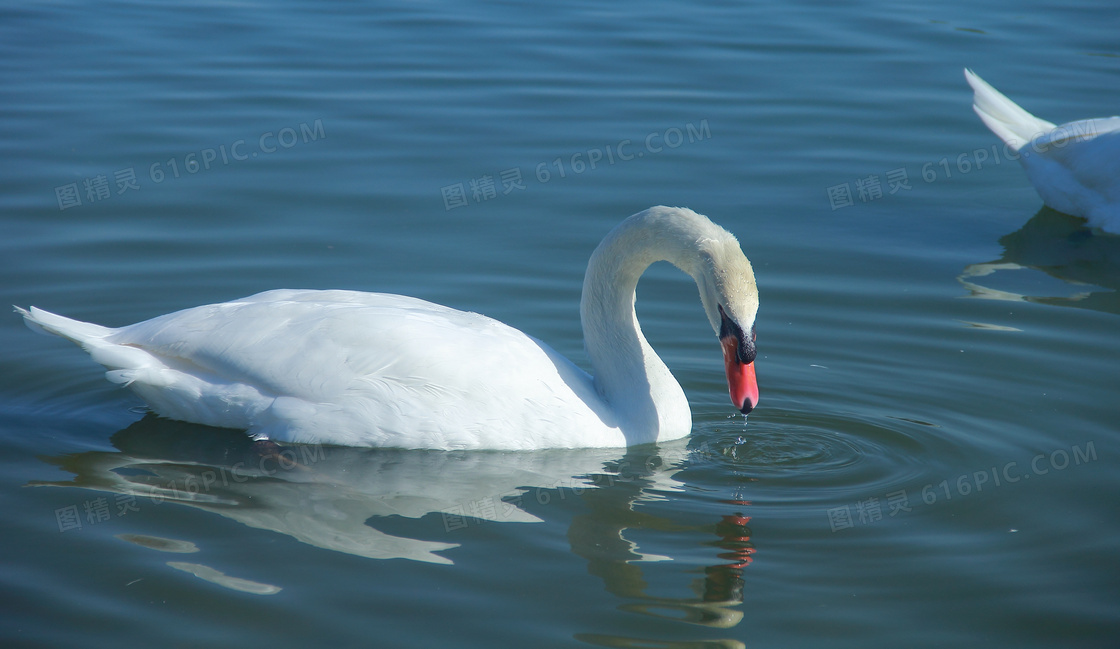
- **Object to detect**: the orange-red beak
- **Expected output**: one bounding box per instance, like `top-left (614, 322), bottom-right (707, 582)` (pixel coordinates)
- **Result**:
top-left (722, 336), bottom-right (758, 414)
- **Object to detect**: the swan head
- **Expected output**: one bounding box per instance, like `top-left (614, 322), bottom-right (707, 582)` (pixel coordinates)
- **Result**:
top-left (687, 223), bottom-right (759, 415)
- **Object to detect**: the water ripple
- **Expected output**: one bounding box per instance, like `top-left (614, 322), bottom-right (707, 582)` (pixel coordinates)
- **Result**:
top-left (687, 409), bottom-right (959, 507)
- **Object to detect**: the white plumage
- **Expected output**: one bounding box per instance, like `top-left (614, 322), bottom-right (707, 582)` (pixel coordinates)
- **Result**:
top-left (21, 290), bottom-right (609, 448)
top-left (965, 68), bottom-right (1120, 233)
top-left (18, 206), bottom-right (760, 450)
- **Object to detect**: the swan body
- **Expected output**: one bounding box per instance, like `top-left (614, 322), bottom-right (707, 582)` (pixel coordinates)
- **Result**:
top-left (18, 206), bottom-right (759, 450)
top-left (965, 69), bottom-right (1120, 233)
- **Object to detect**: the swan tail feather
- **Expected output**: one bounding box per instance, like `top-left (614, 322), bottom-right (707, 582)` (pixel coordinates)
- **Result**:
top-left (15, 306), bottom-right (114, 344)
top-left (964, 68), bottom-right (1056, 152)
top-left (16, 305), bottom-right (162, 373)
top-left (17, 305), bottom-right (269, 429)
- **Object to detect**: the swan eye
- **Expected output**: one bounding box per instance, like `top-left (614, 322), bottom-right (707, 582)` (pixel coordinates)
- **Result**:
top-left (717, 304), bottom-right (738, 340)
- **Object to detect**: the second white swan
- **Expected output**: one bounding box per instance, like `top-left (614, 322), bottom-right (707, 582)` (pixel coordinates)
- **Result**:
top-left (965, 68), bottom-right (1120, 233)
top-left (18, 206), bottom-right (760, 450)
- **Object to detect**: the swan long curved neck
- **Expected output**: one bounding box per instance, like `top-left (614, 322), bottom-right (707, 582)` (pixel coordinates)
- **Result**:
top-left (579, 209), bottom-right (710, 436)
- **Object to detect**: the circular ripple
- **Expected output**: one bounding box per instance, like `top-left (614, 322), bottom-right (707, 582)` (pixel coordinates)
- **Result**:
top-left (686, 408), bottom-right (962, 507)
top-left (721, 427), bottom-right (865, 472)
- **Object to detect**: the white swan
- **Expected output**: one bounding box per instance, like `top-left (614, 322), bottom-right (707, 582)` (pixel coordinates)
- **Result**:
top-left (964, 68), bottom-right (1120, 233)
top-left (16, 206), bottom-right (760, 450)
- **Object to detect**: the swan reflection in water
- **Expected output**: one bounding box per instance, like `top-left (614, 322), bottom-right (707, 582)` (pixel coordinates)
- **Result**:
top-left (33, 415), bottom-right (754, 631)
top-left (959, 207), bottom-right (1120, 315)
